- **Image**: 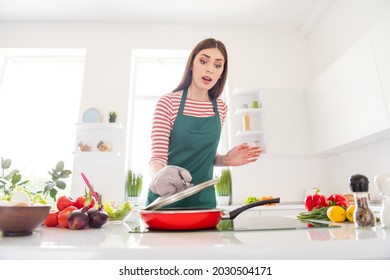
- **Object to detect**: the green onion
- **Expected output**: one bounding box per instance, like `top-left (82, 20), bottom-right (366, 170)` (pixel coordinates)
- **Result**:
top-left (126, 170), bottom-right (143, 197)
top-left (215, 168), bottom-right (231, 196)
top-left (297, 207), bottom-right (330, 221)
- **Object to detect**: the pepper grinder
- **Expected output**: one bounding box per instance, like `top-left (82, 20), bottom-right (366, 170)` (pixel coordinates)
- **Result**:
top-left (349, 174), bottom-right (376, 230)
top-left (374, 173), bottom-right (390, 228)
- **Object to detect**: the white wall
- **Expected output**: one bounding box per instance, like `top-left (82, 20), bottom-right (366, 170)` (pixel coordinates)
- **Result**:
top-left (326, 138), bottom-right (390, 202)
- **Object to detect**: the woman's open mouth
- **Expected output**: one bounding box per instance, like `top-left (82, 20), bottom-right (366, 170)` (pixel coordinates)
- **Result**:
top-left (202, 76), bottom-right (212, 83)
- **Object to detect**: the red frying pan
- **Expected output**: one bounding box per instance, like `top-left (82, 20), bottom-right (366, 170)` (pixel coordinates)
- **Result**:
top-left (140, 179), bottom-right (281, 230)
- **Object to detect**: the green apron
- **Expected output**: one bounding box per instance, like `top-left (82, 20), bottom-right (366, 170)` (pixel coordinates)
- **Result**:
top-left (147, 88), bottom-right (221, 208)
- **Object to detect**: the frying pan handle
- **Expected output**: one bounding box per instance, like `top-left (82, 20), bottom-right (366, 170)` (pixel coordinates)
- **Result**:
top-left (227, 197), bottom-right (281, 220)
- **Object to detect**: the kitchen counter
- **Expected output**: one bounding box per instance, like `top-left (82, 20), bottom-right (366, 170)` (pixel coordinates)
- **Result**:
top-left (1, 208), bottom-right (390, 260)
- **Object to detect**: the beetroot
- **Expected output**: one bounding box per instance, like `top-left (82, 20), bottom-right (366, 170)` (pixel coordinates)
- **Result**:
top-left (87, 194), bottom-right (108, 228)
top-left (87, 208), bottom-right (108, 228)
top-left (67, 208), bottom-right (89, 230)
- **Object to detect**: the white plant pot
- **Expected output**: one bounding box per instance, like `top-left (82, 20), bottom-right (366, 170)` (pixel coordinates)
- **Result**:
top-left (126, 196), bottom-right (139, 207)
top-left (216, 196), bottom-right (230, 206)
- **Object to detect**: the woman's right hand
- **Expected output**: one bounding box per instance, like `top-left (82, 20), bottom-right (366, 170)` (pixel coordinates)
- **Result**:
top-left (150, 165), bottom-right (192, 196)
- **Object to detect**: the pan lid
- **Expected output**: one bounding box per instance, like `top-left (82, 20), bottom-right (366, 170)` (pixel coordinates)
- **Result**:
top-left (144, 178), bottom-right (220, 211)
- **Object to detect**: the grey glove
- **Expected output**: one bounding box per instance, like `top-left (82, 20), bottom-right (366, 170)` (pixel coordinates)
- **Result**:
top-left (150, 165), bottom-right (192, 196)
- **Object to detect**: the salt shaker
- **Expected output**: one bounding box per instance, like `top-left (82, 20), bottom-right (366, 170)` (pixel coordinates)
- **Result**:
top-left (374, 173), bottom-right (390, 228)
top-left (349, 174), bottom-right (376, 230)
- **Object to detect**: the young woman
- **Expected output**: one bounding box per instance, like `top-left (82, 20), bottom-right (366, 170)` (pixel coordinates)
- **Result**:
top-left (147, 38), bottom-right (263, 208)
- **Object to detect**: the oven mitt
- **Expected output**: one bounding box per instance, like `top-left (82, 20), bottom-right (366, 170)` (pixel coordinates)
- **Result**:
top-left (150, 165), bottom-right (192, 196)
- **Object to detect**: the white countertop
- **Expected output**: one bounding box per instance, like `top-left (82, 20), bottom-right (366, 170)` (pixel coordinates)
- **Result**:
top-left (1, 208), bottom-right (389, 260)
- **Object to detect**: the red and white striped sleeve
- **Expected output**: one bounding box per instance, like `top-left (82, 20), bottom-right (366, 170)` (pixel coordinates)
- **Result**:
top-left (150, 94), bottom-right (174, 165)
top-left (216, 99), bottom-right (228, 127)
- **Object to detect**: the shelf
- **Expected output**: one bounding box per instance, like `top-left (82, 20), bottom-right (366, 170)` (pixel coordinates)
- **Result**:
top-left (234, 108), bottom-right (262, 116)
top-left (232, 88), bottom-right (261, 96)
top-left (76, 123), bottom-right (123, 131)
top-left (235, 130), bottom-right (265, 137)
top-left (73, 151), bottom-right (121, 157)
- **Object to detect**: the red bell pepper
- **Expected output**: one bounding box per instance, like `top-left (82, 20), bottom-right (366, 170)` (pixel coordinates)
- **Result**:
top-left (304, 190), bottom-right (327, 211)
top-left (327, 194), bottom-right (350, 208)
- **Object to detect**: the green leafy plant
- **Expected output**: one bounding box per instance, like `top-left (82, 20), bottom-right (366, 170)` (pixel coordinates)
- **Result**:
top-left (42, 161), bottom-right (72, 201)
top-left (215, 168), bottom-right (231, 197)
top-left (126, 170), bottom-right (143, 197)
top-left (0, 157), bottom-right (29, 195)
top-left (244, 196), bottom-right (260, 205)
top-left (103, 200), bottom-right (132, 221)
top-left (109, 111), bottom-right (117, 123)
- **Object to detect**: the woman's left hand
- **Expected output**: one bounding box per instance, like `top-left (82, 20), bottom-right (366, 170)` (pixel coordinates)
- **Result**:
top-left (224, 143), bottom-right (263, 166)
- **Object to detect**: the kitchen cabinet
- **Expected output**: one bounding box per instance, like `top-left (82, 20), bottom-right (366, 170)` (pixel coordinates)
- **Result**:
top-left (369, 17), bottom-right (390, 121)
top-left (306, 34), bottom-right (390, 154)
top-left (261, 88), bottom-right (311, 155)
top-left (232, 88), bottom-right (266, 151)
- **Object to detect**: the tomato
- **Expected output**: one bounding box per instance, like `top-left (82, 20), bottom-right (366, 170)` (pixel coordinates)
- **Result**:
top-left (58, 205), bottom-right (78, 228)
top-left (56, 195), bottom-right (75, 211)
top-left (43, 209), bottom-right (59, 227)
top-left (74, 195), bottom-right (96, 209)
top-left (326, 206), bottom-right (346, 223)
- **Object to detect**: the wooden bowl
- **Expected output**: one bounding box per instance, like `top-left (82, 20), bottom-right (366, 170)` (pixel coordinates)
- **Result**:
top-left (0, 205), bottom-right (51, 237)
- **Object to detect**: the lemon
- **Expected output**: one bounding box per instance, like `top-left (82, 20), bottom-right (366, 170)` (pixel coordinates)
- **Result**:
top-left (327, 206), bottom-right (346, 222)
top-left (346, 205), bottom-right (356, 223)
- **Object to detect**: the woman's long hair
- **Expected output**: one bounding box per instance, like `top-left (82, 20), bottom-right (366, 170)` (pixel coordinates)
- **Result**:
top-left (173, 38), bottom-right (228, 99)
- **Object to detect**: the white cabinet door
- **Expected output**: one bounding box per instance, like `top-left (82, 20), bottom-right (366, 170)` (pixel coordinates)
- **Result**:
top-left (370, 17), bottom-right (390, 121)
top-left (262, 88), bottom-right (311, 155)
top-left (306, 34), bottom-right (389, 153)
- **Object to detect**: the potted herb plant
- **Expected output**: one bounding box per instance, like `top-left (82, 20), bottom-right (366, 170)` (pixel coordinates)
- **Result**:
top-left (0, 157), bottom-right (29, 196)
top-left (109, 111), bottom-right (117, 123)
top-left (1, 157), bottom-right (71, 204)
top-left (215, 168), bottom-right (232, 206)
top-left (125, 170), bottom-right (143, 205)
top-left (42, 161), bottom-right (72, 201)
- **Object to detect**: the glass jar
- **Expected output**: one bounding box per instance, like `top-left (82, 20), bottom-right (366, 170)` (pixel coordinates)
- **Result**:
top-left (353, 192), bottom-right (376, 230)
top-left (242, 114), bottom-right (250, 131)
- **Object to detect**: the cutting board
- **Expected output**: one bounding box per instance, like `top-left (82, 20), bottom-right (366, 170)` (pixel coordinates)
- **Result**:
top-left (221, 216), bottom-right (313, 231)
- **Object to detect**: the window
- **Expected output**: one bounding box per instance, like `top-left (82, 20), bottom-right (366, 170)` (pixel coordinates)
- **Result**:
top-left (127, 49), bottom-right (190, 201)
top-left (0, 49), bottom-right (86, 194)
top-left (127, 49), bottom-right (229, 203)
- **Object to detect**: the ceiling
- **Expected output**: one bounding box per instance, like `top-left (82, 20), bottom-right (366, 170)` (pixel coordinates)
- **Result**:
top-left (0, 0), bottom-right (335, 33)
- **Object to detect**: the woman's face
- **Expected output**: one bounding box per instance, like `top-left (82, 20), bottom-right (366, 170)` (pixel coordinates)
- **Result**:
top-left (191, 48), bottom-right (225, 92)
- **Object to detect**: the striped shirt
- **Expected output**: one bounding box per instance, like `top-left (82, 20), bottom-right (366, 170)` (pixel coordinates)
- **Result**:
top-left (150, 91), bottom-right (228, 165)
